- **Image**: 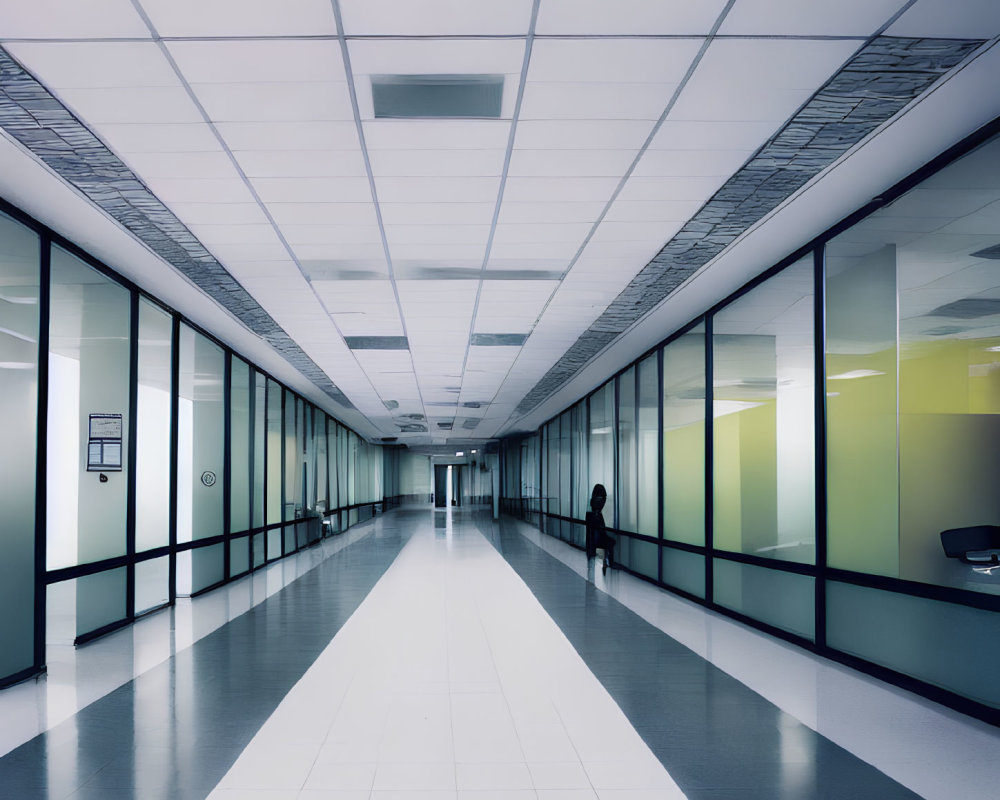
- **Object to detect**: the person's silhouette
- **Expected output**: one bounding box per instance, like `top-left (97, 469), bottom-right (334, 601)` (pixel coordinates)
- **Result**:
top-left (585, 484), bottom-right (615, 574)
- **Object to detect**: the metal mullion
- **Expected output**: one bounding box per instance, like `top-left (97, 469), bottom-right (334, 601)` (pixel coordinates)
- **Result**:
top-left (33, 235), bottom-right (51, 673)
top-left (613, 375), bottom-right (620, 531)
top-left (657, 346), bottom-right (665, 584)
top-left (125, 290), bottom-right (139, 621)
top-left (168, 316), bottom-right (180, 604)
top-left (247, 367), bottom-right (256, 572)
top-left (704, 314), bottom-right (714, 605)
top-left (222, 351), bottom-right (232, 581)
top-left (280, 387), bottom-right (287, 557)
top-left (814, 245), bottom-right (829, 650)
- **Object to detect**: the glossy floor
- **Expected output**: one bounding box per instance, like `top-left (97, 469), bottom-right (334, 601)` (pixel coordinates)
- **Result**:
top-left (0, 507), bottom-right (996, 799)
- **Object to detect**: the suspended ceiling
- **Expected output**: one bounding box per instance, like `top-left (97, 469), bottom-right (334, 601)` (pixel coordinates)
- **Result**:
top-left (0, 1), bottom-right (999, 445)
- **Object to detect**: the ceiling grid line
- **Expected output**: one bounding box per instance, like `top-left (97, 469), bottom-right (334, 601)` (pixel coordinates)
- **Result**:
top-left (126, 0), bottom-right (392, 421)
top-left (330, 0), bottom-right (431, 436)
top-left (456, 0), bottom-right (541, 414)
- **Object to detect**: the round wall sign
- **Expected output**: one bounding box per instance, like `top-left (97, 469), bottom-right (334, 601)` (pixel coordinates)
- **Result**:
top-left (201, 471), bottom-right (217, 487)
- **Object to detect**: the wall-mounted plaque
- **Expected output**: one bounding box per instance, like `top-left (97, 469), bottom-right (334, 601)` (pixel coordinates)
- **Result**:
top-left (87, 413), bottom-right (123, 471)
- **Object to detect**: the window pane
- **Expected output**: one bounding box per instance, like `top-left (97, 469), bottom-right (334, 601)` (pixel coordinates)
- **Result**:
top-left (48, 247), bottom-right (130, 567)
top-left (663, 324), bottom-right (705, 546)
top-left (618, 367), bottom-right (636, 532)
top-left (316, 412), bottom-right (328, 510)
top-left (637, 354), bottom-right (658, 537)
top-left (229, 357), bottom-right (251, 534)
top-left (713, 559), bottom-right (815, 641)
top-left (588, 381), bottom-right (615, 526)
top-left (571, 402), bottom-right (587, 519)
top-left (253, 372), bottom-right (266, 529)
top-left (828, 134), bottom-right (1000, 595)
top-left (266, 379), bottom-right (282, 526)
top-left (136, 300), bottom-right (171, 552)
top-left (178, 324), bottom-right (223, 543)
top-left (559, 411), bottom-right (571, 520)
top-left (712, 256), bottom-right (815, 564)
top-left (0, 213), bottom-right (39, 679)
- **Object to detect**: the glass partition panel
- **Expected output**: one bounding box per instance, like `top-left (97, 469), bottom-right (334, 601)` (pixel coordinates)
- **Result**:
top-left (713, 559), bottom-right (815, 641)
top-left (285, 390), bottom-right (299, 523)
top-left (266, 378), bottom-right (282, 528)
top-left (135, 300), bottom-right (171, 552)
top-left (571, 402), bottom-right (588, 519)
top-left (252, 372), bottom-right (265, 529)
top-left (637, 354), bottom-right (659, 537)
top-left (618, 367), bottom-right (637, 532)
top-left (662, 549), bottom-right (705, 599)
top-left (135, 557), bottom-right (169, 615)
top-left (663, 325), bottom-right (706, 546)
top-left (712, 256), bottom-right (815, 564)
top-left (545, 420), bottom-right (558, 514)
top-left (588, 381), bottom-right (615, 526)
top-left (316, 411), bottom-right (328, 512)
top-left (558, 411), bottom-right (571, 520)
top-left (0, 213), bottom-right (39, 679)
top-left (337, 423), bottom-right (348, 509)
top-left (177, 324), bottom-right (223, 544)
top-left (48, 246), bottom-right (130, 568)
top-left (230, 357), bottom-right (251, 534)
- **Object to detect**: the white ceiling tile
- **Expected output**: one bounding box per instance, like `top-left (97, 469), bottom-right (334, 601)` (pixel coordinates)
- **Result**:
top-left (497, 201), bottom-right (606, 225)
top-left (527, 38), bottom-right (703, 84)
top-left (221, 260), bottom-right (299, 279)
top-left (166, 40), bottom-right (345, 84)
top-left (503, 176), bottom-right (619, 203)
top-left (6, 42), bottom-right (177, 89)
top-left (168, 202), bottom-right (270, 225)
top-left (332, 312), bottom-right (405, 337)
top-left (94, 123), bottom-right (221, 154)
top-left (251, 177), bottom-right (373, 203)
top-left (368, 149), bottom-right (506, 177)
top-left (720, 0), bottom-right (909, 35)
top-left (649, 120), bottom-right (781, 151)
top-left (141, 176), bottom-right (257, 204)
top-left (670, 39), bottom-right (860, 122)
top-left (192, 83), bottom-right (354, 123)
top-left (604, 199), bottom-right (705, 223)
top-left (267, 203), bottom-right (378, 226)
top-left (490, 241), bottom-right (582, 260)
top-left (280, 225), bottom-right (384, 246)
top-left (188, 223), bottom-right (281, 245)
top-left (293, 243), bottom-right (388, 261)
top-left (513, 119), bottom-right (653, 150)
top-left (379, 203), bottom-right (496, 226)
top-left (362, 120), bottom-right (511, 150)
top-left (391, 243), bottom-right (487, 260)
top-left (507, 149), bottom-right (636, 178)
top-left (375, 176), bottom-right (501, 203)
top-left (312, 278), bottom-right (395, 307)
top-left (520, 82), bottom-right (677, 122)
top-left (577, 239), bottom-right (663, 261)
top-left (54, 86), bottom-right (202, 124)
top-left (348, 38), bottom-right (526, 79)
top-left (233, 150), bottom-right (368, 178)
top-left (588, 220), bottom-right (683, 245)
top-left (0, 0), bottom-right (150, 37)
top-left (491, 223), bottom-right (593, 245)
top-left (888, 0), bottom-right (1000, 36)
top-left (208, 241), bottom-right (291, 262)
top-left (631, 148), bottom-right (752, 178)
top-left (216, 121), bottom-right (361, 151)
top-left (340, 0), bottom-right (534, 35)
top-left (536, 0), bottom-right (727, 34)
top-left (383, 224), bottom-right (492, 245)
top-left (140, 0), bottom-right (337, 36)
top-left (616, 175), bottom-right (727, 202)
top-left (486, 258), bottom-right (571, 272)
top-left (120, 150), bottom-right (239, 179)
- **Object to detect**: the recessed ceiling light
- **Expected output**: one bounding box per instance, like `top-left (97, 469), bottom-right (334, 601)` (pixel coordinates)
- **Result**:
top-left (372, 74), bottom-right (503, 119)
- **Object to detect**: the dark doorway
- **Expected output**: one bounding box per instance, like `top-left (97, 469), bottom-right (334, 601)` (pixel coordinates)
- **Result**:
top-left (434, 464), bottom-right (448, 508)
top-left (452, 465), bottom-right (463, 507)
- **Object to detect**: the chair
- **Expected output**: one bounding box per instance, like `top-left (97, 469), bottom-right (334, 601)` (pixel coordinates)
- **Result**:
top-left (940, 525), bottom-right (1000, 566)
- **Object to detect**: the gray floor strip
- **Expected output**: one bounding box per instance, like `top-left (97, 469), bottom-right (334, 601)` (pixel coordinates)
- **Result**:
top-left (0, 515), bottom-right (414, 800)
top-left (481, 512), bottom-right (922, 800)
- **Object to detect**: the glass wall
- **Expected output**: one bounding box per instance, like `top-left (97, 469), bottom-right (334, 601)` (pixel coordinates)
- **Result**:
top-left (0, 213), bottom-right (39, 680)
top-left (712, 256), bottom-right (815, 565)
top-left (230, 357), bottom-right (251, 576)
top-left (588, 380), bottom-right (615, 526)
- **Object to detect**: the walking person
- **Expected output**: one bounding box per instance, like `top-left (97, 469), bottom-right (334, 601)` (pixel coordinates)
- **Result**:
top-left (585, 484), bottom-right (616, 574)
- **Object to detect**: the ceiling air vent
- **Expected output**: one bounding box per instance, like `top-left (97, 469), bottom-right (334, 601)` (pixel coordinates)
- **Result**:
top-left (437, 421), bottom-right (454, 430)
top-left (372, 74), bottom-right (503, 119)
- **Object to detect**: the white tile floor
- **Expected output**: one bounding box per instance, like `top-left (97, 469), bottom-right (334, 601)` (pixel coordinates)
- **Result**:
top-left (208, 510), bottom-right (685, 800)
top-left (0, 523), bottom-right (377, 760)
top-left (513, 520), bottom-right (1000, 800)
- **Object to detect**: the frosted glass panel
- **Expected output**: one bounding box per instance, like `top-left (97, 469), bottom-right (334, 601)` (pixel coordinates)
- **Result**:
top-left (266, 379), bottom-right (282, 525)
top-left (48, 246), bottom-right (130, 568)
top-left (570, 403), bottom-right (587, 519)
top-left (620, 537), bottom-right (657, 579)
top-left (662, 549), bottom-right (705, 599)
top-left (713, 559), bottom-right (815, 641)
top-left (135, 557), bottom-right (169, 615)
top-left (588, 381), bottom-right (615, 526)
top-left (177, 325), bottom-right (223, 543)
top-left (253, 372), bottom-right (265, 528)
top-left (135, 300), bottom-right (171, 552)
top-left (712, 256), bottom-right (815, 564)
top-left (0, 213), bottom-right (39, 680)
top-left (827, 581), bottom-right (1000, 708)
top-left (637, 355), bottom-right (658, 537)
top-left (230, 536), bottom-right (249, 577)
top-left (316, 413), bottom-right (328, 510)
top-left (618, 367), bottom-right (636, 532)
top-left (76, 568), bottom-right (126, 638)
top-left (663, 326), bottom-right (705, 545)
top-left (230, 358), bottom-right (251, 534)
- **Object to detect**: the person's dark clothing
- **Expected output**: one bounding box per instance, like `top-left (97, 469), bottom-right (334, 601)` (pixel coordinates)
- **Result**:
top-left (585, 484), bottom-right (615, 570)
